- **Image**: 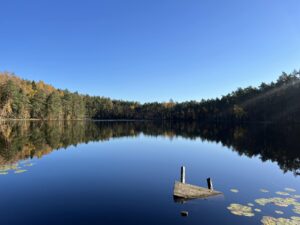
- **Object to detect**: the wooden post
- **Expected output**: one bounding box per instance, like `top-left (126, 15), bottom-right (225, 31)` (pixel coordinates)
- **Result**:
top-left (181, 166), bottom-right (186, 183)
top-left (207, 178), bottom-right (213, 191)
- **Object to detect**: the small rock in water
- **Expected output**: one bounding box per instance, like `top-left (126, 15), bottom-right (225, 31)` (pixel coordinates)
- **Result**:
top-left (180, 211), bottom-right (188, 217)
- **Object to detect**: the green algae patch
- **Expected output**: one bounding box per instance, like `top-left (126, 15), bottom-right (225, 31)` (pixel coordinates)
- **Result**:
top-left (227, 203), bottom-right (254, 217)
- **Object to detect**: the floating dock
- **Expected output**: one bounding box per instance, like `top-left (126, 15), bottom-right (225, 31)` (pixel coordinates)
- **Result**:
top-left (173, 166), bottom-right (222, 199)
top-left (173, 181), bottom-right (222, 199)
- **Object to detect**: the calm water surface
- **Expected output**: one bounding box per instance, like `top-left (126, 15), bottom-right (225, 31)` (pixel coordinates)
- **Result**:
top-left (0, 121), bottom-right (299, 225)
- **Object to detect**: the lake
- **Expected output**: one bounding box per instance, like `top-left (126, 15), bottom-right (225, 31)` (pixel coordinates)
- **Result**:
top-left (0, 121), bottom-right (299, 225)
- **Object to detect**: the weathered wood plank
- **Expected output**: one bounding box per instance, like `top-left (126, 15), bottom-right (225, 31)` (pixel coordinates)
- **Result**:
top-left (173, 181), bottom-right (222, 199)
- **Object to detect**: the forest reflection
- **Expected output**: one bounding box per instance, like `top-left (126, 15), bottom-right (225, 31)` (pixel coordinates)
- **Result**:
top-left (0, 120), bottom-right (299, 175)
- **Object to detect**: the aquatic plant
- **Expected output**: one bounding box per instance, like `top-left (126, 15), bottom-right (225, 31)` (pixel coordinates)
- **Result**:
top-left (0, 160), bottom-right (35, 175)
top-left (276, 191), bottom-right (290, 196)
top-left (14, 169), bottom-right (27, 174)
top-left (261, 216), bottom-right (300, 225)
top-left (275, 210), bottom-right (284, 215)
top-left (285, 188), bottom-right (297, 192)
top-left (255, 197), bottom-right (297, 207)
top-left (227, 203), bottom-right (254, 217)
top-left (228, 187), bottom-right (300, 223)
top-left (26, 163), bottom-right (33, 167)
top-left (293, 206), bottom-right (300, 215)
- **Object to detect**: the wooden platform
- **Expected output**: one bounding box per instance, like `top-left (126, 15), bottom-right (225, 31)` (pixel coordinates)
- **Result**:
top-left (173, 181), bottom-right (222, 199)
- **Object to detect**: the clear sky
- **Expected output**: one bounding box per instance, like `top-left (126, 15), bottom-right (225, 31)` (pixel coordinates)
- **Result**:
top-left (1, 0), bottom-right (300, 103)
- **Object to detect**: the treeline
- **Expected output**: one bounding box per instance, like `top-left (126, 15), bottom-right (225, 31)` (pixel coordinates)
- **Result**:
top-left (0, 70), bottom-right (300, 122)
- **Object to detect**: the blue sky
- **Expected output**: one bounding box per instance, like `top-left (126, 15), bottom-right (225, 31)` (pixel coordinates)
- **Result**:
top-left (1, 0), bottom-right (300, 103)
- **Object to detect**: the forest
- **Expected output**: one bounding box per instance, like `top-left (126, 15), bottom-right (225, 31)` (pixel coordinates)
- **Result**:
top-left (0, 70), bottom-right (300, 122)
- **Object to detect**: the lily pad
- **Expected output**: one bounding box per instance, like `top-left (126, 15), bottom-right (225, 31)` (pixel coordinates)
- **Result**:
top-left (14, 170), bottom-right (27, 174)
top-left (24, 163), bottom-right (33, 167)
top-left (255, 197), bottom-right (297, 207)
top-left (227, 203), bottom-right (254, 217)
top-left (285, 188), bottom-right (297, 192)
top-left (0, 163), bottom-right (18, 171)
top-left (261, 216), bottom-right (300, 225)
top-left (275, 210), bottom-right (284, 215)
top-left (293, 205), bottom-right (300, 215)
top-left (261, 216), bottom-right (277, 225)
top-left (291, 216), bottom-right (300, 221)
top-left (276, 191), bottom-right (290, 196)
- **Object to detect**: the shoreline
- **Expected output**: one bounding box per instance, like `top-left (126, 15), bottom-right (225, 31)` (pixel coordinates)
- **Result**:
top-left (0, 118), bottom-right (300, 124)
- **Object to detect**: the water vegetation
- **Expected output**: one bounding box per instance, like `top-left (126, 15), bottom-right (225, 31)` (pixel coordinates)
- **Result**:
top-left (276, 191), bottom-right (290, 196)
top-left (275, 210), bottom-right (284, 215)
top-left (261, 216), bottom-right (300, 225)
top-left (228, 188), bottom-right (300, 224)
top-left (14, 169), bottom-right (27, 174)
top-left (286, 188), bottom-right (297, 192)
top-left (0, 161), bottom-right (33, 175)
top-left (227, 203), bottom-right (254, 217)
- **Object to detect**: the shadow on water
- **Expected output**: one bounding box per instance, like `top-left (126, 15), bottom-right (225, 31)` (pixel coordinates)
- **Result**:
top-left (0, 120), bottom-right (300, 175)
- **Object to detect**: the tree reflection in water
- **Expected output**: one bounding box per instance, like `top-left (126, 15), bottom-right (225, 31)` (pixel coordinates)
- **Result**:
top-left (0, 120), bottom-right (299, 175)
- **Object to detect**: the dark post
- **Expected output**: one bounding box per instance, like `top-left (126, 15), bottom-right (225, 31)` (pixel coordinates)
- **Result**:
top-left (181, 166), bottom-right (185, 183)
top-left (207, 178), bottom-right (213, 191)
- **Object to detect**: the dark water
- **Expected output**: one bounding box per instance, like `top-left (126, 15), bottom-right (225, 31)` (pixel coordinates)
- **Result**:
top-left (0, 121), bottom-right (300, 225)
